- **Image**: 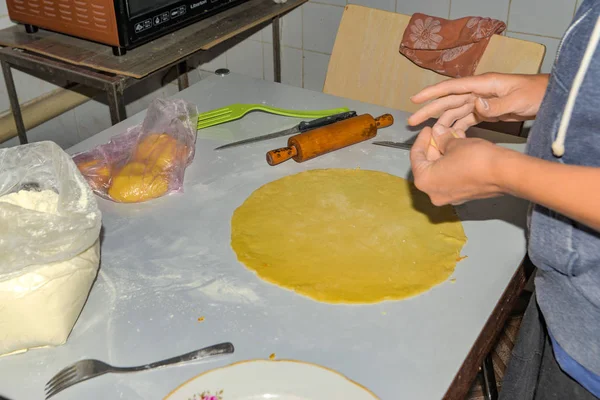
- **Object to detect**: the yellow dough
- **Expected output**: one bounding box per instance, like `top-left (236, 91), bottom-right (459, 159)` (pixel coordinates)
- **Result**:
top-left (231, 169), bottom-right (467, 304)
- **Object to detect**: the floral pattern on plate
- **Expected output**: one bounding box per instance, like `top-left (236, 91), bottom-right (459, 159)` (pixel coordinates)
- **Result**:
top-left (188, 389), bottom-right (223, 400)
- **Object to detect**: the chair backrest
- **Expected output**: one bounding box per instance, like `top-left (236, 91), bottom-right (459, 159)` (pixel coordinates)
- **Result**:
top-left (323, 5), bottom-right (546, 135)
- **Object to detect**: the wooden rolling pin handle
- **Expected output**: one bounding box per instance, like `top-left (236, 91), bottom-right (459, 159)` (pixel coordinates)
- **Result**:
top-left (375, 114), bottom-right (394, 129)
top-left (266, 145), bottom-right (299, 166)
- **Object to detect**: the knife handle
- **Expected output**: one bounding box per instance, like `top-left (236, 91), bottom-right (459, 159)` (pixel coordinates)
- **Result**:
top-left (297, 111), bottom-right (357, 132)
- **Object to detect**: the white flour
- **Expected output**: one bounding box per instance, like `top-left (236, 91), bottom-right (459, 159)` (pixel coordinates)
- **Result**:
top-left (0, 189), bottom-right (59, 214)
top-left (0, 189), bottom-right (100, 357)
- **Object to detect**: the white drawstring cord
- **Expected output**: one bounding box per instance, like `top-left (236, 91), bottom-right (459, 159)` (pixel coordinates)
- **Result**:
top-left (552, 14), bottom-right (600, 157)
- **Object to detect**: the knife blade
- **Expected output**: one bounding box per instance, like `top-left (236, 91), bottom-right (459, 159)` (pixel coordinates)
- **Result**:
top-left (372, 141), bottom-right (414, 150)
top-left (214, 111), bottom-right (357, 150)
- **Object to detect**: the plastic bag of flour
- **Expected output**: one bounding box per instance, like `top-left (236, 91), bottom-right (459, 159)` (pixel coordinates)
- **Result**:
top-left (0, 141), bottom-right (102, 356)
top-left (72, 98), bottom-right (198, 203)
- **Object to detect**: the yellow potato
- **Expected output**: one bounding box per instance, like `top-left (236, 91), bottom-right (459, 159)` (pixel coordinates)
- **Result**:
top-left (134, 133), bottom-right (189, 171)
top-left (75, 159), bottom-right (112, 192)
top-left (108, 162), bottom-right (169, 203)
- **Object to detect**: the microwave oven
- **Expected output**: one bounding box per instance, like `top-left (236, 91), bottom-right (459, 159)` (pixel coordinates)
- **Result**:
top-left (6, 0), bottom-right (251, 56)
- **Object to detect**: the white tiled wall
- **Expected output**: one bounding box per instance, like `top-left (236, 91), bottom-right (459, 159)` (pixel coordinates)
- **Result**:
top-left (508, 0), bottom-right (576, 38)
top-left (209, 0), bottom-right (583, 90)
top-left (0, 0), bottom-right (587, 148)
top-left (396, 0), bottom-right (450, 18)
top-left (449, 0), bottom-right (510, 21)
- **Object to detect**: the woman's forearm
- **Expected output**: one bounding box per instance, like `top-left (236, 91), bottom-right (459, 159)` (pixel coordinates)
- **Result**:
top-left (496, 148), bottom-right (600, 231)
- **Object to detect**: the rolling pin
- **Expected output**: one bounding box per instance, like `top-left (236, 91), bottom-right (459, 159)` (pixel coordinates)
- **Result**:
top-left (266, 113), bottom-right (394, 166)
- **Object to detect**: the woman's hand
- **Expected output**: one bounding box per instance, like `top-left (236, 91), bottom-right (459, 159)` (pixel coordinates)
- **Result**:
top-left (407, 73), bottom-right (550, 132)
top-left (410, 125), bottom-right (507, 206)
top-left (410, 125), bottom-right (600, 231)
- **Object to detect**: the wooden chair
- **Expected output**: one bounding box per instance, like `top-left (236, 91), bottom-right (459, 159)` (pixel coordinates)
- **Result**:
top-left (323, 5), bottom-right (546, 136)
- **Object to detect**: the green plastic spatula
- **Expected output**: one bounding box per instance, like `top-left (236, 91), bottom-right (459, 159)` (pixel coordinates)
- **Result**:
top-left (196, 104), bottom-right (350, 129)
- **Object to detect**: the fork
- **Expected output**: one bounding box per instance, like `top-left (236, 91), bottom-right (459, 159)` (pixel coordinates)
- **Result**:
top-left (45, 342), bottom-right (234, 399)
top-left (372, 138), bottom-right (439, 150)
top-left (197, 104), bottom-right (350, 129)
top-left (371, 140), bottom-right (414, 150)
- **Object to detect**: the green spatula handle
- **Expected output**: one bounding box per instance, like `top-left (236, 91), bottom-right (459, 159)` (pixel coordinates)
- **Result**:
top-left (252, 105), bottom-right (350, 118)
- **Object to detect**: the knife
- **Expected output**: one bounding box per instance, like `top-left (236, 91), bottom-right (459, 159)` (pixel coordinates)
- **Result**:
top-left (372, 141), bottom-right (414, 150)
top-left (214, 111), bottom-right (357, 150)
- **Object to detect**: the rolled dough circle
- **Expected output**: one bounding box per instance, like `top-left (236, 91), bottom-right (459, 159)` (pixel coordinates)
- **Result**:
top-left (231, 169), bottom-right (467, 304)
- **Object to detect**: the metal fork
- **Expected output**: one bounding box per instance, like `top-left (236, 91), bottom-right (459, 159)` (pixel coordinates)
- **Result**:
top-left (45, 342), bottom-right (234, 399)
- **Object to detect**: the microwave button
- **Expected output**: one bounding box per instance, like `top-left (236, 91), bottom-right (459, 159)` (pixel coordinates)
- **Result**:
top-left (144, 19), bottom-right (152, 29)
top-left (170, 8), bottom-right (180, 18)
top-left (161, 12), bottom-right (170, 22)
top-left (179, 6), bottom-right (186, 14)
top-left (153, 16), bottom-right (161, 26)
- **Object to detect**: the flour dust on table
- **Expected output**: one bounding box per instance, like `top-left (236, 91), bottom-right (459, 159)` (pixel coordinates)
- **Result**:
top-left (231, 168), bottom-right (467, 304)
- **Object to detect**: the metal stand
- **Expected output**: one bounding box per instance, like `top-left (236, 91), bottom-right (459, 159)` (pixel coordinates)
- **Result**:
top-left (0, 48), bottom-right (131, 143)
top-left (177, 61), bottom-right (190, 91)
top-left (481, 353), bottom-right (498, 400)
top-left (105, 81), bottom-right (127, 126)
top-left (1, 60), bottom-right (28, 144)
top-left (0, 0), bottom-right (293, 144)
top-left (272, 15), bottom-right (281, 83)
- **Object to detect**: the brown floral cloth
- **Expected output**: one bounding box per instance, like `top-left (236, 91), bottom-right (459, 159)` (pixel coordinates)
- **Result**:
top-left (399, 13), bottom-right (506, 78)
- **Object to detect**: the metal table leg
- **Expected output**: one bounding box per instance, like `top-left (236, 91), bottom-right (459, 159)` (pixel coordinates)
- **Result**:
top-left (481, 353), bottom-right (498, 400)
top-left (106, 82), bottom-right (127, 125)
top-left (272, 15), bottom-right (281, 83)
top-left (1, 61), bottom-right (28, 144)
top-left (177, 61), bottom-right (190, 91)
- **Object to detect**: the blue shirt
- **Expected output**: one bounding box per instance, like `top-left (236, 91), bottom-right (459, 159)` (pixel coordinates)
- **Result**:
top-left (550, 333), bottom-right (600, 397)
top-left (526, 0), bottom-right (600, 388)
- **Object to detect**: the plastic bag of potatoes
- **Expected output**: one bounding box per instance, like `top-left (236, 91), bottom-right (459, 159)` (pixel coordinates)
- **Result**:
top-left (72, 98), bottom-right (198, 203)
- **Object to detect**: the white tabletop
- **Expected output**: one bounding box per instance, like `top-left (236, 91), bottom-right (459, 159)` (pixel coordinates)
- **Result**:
top-left (0, 73), bottom-right (529, 400)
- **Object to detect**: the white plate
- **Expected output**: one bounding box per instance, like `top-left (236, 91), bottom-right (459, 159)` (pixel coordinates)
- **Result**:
top-left (164, 359), bottom-right (379, 400)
